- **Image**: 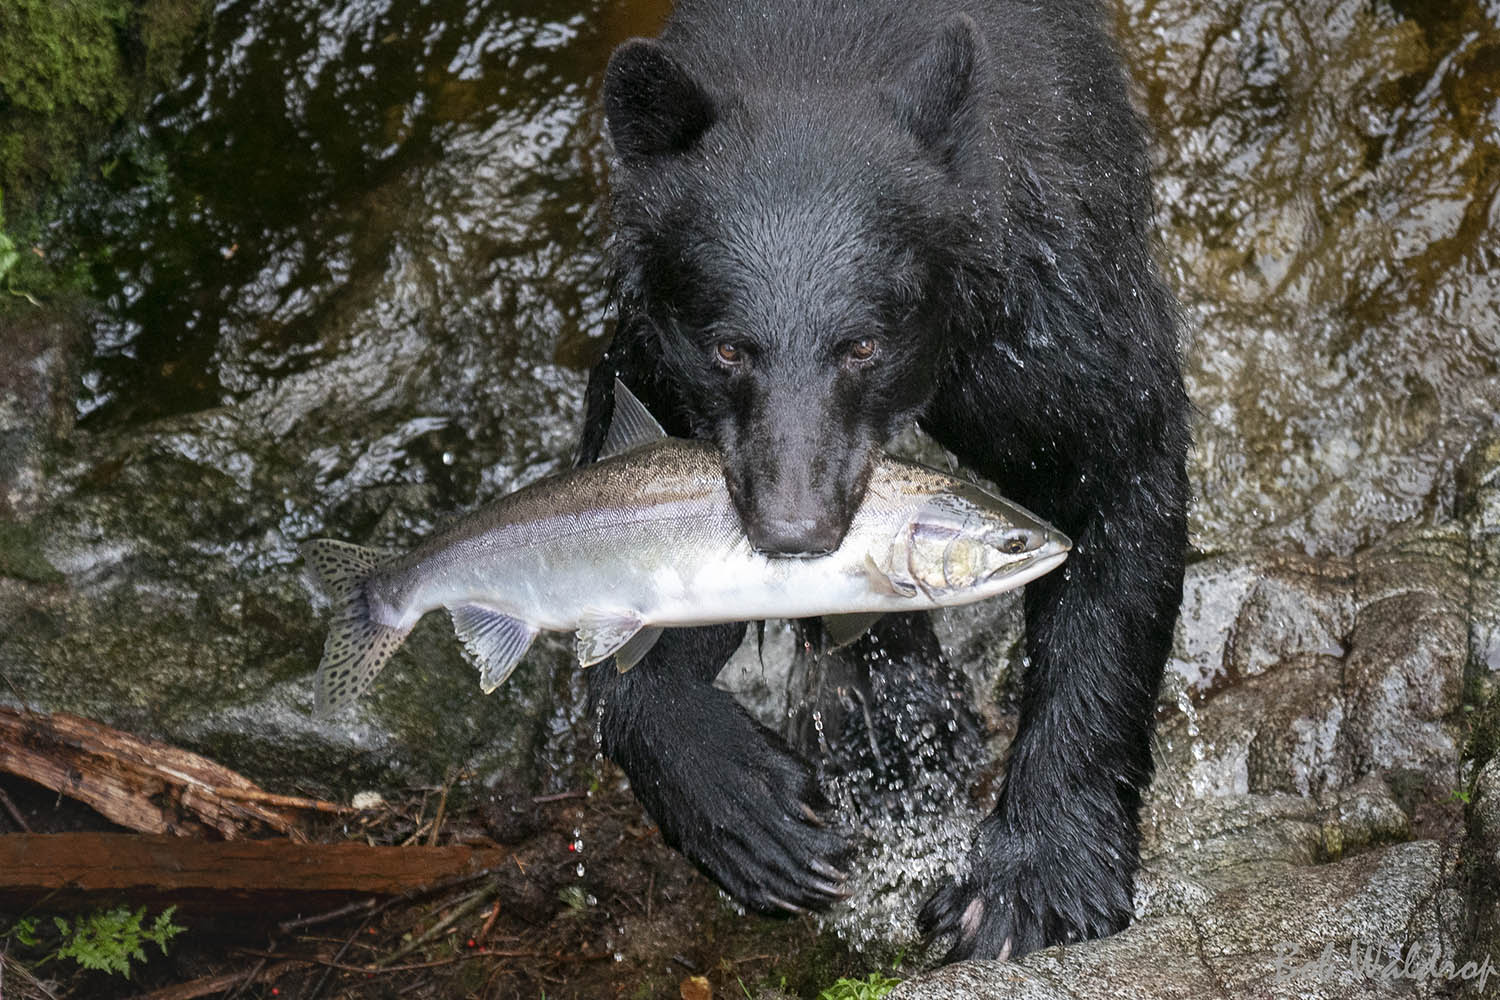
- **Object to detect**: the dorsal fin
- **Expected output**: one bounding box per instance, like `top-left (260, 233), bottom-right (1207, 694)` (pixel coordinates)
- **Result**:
top-left (601, 379), bottom-right (668, 458)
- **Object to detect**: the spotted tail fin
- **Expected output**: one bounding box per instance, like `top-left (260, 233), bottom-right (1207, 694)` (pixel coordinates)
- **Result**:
top-left (302, 539), bottom-right (408, 715)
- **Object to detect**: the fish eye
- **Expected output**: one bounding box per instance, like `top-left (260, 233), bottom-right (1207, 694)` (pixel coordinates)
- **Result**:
top-left (715, 342), bottom-right (745, 366)
top-left (1002, 532), bottom-right (1030, 555)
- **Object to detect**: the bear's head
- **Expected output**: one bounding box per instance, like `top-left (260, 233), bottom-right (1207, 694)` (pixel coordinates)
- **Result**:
top-left (603, 16), bottom-right (989, 556)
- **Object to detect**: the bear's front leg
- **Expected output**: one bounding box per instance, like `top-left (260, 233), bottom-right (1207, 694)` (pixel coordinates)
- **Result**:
top-left (589, 623), bottom-right (853, 913)
top-left (920, 460), bottom-right (1187, 960)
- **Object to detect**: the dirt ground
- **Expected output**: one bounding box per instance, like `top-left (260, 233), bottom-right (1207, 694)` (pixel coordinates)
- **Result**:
top-left (0, 765), bottom-right (884, 1000)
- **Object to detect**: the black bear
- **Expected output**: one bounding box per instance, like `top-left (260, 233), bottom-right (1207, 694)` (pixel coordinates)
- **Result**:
top-left (575, 0), bottom-right (1189, 962)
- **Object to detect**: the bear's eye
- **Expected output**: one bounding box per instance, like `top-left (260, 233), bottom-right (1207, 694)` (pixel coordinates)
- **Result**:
top-left (714, 342), bottom-right (745, 366)
top-left (846, 338), bottom-right (878, 364)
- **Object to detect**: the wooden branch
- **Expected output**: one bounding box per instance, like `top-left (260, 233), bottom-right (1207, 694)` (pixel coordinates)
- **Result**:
top-left (0, 833), bottom-right (509, 915)
top-left (133, 960), bottom-right (303, 1000)
top-left (0, 708), bottom-right (349, 839)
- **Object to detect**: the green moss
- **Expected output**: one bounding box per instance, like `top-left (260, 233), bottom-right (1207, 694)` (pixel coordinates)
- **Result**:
top-left (0, 0), bottom-right (208, 304)
top-left (816, 973), bottom-right (903, 1000)
top-left (0, 1), bottom-right (132, 204)
top-left (137, 0), bottom-right (209, 91)
top-left (0, 521), bottom-right (64, 585)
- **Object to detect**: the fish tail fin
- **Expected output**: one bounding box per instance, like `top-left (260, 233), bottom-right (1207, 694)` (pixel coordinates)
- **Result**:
top-left (302, 539), bottom-right (407, 715)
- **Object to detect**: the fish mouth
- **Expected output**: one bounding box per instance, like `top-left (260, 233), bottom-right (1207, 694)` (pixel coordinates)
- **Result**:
top-left (1009, 548), bottom-right (1069, 587)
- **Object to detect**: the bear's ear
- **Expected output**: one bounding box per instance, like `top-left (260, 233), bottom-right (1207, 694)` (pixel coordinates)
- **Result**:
top-left (886, 13), bottom-right (986, 163)
top-left (604, 39), bottom-right (716, 164)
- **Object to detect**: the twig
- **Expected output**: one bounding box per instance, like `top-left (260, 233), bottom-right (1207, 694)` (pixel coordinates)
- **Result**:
top-left (184, 783), bottom-right (352, 815)
top-left (529, 790), bottom-right (587, 804)
top-left (0, 669), bottom-right (28, 709)
top-left (278, 898), bottom-right (378, 935)
top-left (426, 772), bottom-right (453, 848)
top-left (307, 899), bottom-right (385, 1000)
top-left (394, 864), bottom-right (501, 904)
top-left (2, 950), bottom-right (60, 1000)
top-left (377, 880), bottom-right (499, 967)
top-left (238, 947), bottom-right (549, 974)
top-left (132, 960), bottom-right (300, 1000)
top-left (401, 790), bottom-right (431, 847)
top-left (477, 900), bottom-right (501, 945)
top-left (223, 931), bottom-right (278, 1000)
top-left (0, 785), bottom-right (31, 832)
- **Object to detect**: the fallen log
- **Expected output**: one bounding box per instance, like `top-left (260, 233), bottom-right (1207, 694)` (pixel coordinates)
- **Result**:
top-left (0, 833), bottom-right (510, 916)
top-left (0, 708), bottom-right (348, 839)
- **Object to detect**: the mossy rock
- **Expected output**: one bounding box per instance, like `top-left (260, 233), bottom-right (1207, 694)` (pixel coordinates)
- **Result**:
top-left (0, 521), bottom-right (64, 585)
top-left (0, 0), bottom-right (208, 228)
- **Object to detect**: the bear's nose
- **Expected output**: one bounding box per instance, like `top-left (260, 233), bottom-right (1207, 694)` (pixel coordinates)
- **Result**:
top-left (747, 515), bottom-right (843, 558)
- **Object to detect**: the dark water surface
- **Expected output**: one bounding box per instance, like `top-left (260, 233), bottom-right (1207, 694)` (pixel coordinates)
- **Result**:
top-left (76, 0), bottom-right (668, 429)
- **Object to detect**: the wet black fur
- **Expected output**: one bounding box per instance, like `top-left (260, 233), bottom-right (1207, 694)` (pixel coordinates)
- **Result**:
top-left (576, 0), bottom-right (1190, 962)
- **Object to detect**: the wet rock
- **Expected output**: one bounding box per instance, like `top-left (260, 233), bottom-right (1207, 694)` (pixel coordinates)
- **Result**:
top-left (1143, 791), bottom-right (1323, 877)
top-left (1119, 0), bottom-right (1500, 559)
top-left (1323, 774), bottom-right (1412, 860)
top-left (1345, 527), bottom-right (1467, 790)
top-left (1469, 759), bottom-right (1500, 983)
top-left (0, 304), bottom-right (83, 521)
top-left (1463, 437), bottom-right (1500, 716)
top-left (1219, 554), bottom-right (1353, 684)
top-left (897, 842), bottom-right (1473, 1000)
top-left (1152, 525), bottom-right (1466, 813)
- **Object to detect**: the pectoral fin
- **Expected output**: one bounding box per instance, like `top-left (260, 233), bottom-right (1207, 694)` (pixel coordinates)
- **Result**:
top-left (449, 604), bottom-right (538, 693)
top-left (823, 612), bottom-right (884, 649)
top-left (864, 554), bottom-right (918, 598)
top-left (575, 610), bottom-right (648, 667)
